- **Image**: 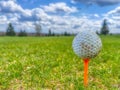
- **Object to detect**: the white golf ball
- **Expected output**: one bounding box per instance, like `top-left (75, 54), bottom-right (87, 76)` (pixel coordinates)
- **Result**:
top-left (72, 30), bottom-right (102, 58)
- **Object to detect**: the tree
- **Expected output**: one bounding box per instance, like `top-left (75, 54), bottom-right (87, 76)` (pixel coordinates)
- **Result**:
top-left (18, 30), bottom-right (27, 36)
top-left (48, 28), bottom-right (52, 36)
top-left (6, 23), bottom-right (16, 36)
top-left (100, 19), bottom-right (109, 35)
top-left (52, 32), bottom-right (55, 36)
top-left (34, 22), bottom-right (42, 36)
top-left (64, 31), bottom-right (70, 36)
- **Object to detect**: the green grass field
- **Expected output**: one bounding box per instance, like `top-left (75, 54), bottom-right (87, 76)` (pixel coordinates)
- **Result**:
top-left (0, 35), bottom-right (120, 90)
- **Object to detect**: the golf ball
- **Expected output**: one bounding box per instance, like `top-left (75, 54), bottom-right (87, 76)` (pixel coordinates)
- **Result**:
top-left (72, 30), bottom-right (102, 58)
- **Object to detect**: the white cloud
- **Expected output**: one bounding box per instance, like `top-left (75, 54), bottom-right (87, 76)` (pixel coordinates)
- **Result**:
top-left (42, 15), bottom-right (102, 34)
top-left (0, 1), bottom-right (76, 32)
top-left (0, 0), bottom-right (47, 22)
top-left (107, 7), bottom-right (120, 15)
top-left (0, 16), bottom-right (7, 23)
top-left (94, 14), bottom-right (99, 18)
top-left (0, 1), bottom-right (120, 34)
top-left (0, 1), bottom-right (23, 13)
top-left (41, 2), bottom-right (78, 14)
top-left (0, 1), bottom-right (51, 32)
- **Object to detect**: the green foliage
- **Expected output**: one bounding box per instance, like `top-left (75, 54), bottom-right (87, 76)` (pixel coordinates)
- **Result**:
top-left (0, 36), bottom-right (120, 89)
top-left (100, 19), bottom-right (109, 35)
top-left (6, 23), bottom-right (16, 36)
top-left (18, 30), bottom-right (27, 36)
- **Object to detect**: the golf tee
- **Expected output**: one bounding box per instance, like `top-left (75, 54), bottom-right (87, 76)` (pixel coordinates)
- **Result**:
top-left (83, 58), bottom-right (90, 87)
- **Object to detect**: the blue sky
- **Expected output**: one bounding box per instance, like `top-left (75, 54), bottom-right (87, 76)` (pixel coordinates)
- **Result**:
top-left (0, 0), bottom-right (120, 33)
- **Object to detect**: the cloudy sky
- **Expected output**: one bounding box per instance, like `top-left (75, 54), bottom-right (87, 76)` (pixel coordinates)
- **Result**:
top-left (0, 0), bottom-right (120, 33)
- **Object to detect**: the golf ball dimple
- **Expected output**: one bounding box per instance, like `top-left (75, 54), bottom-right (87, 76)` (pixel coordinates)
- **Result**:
top-left (72, 30), bottom-right (102, 58)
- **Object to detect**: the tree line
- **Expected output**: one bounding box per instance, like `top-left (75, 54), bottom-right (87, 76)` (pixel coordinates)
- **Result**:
top-left (1, 19), bottom-right (109, 36)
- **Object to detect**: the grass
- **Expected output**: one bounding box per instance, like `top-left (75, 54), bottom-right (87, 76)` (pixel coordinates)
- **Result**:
top-left (0, 35), bottom-right (120, 90)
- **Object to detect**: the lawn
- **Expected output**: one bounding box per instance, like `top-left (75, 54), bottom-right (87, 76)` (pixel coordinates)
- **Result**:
top-left (0, 35), bottom-right (120, 90)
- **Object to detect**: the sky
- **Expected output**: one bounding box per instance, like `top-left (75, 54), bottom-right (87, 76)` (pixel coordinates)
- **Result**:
top-left (0, 0), bottom-right (120, 34)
